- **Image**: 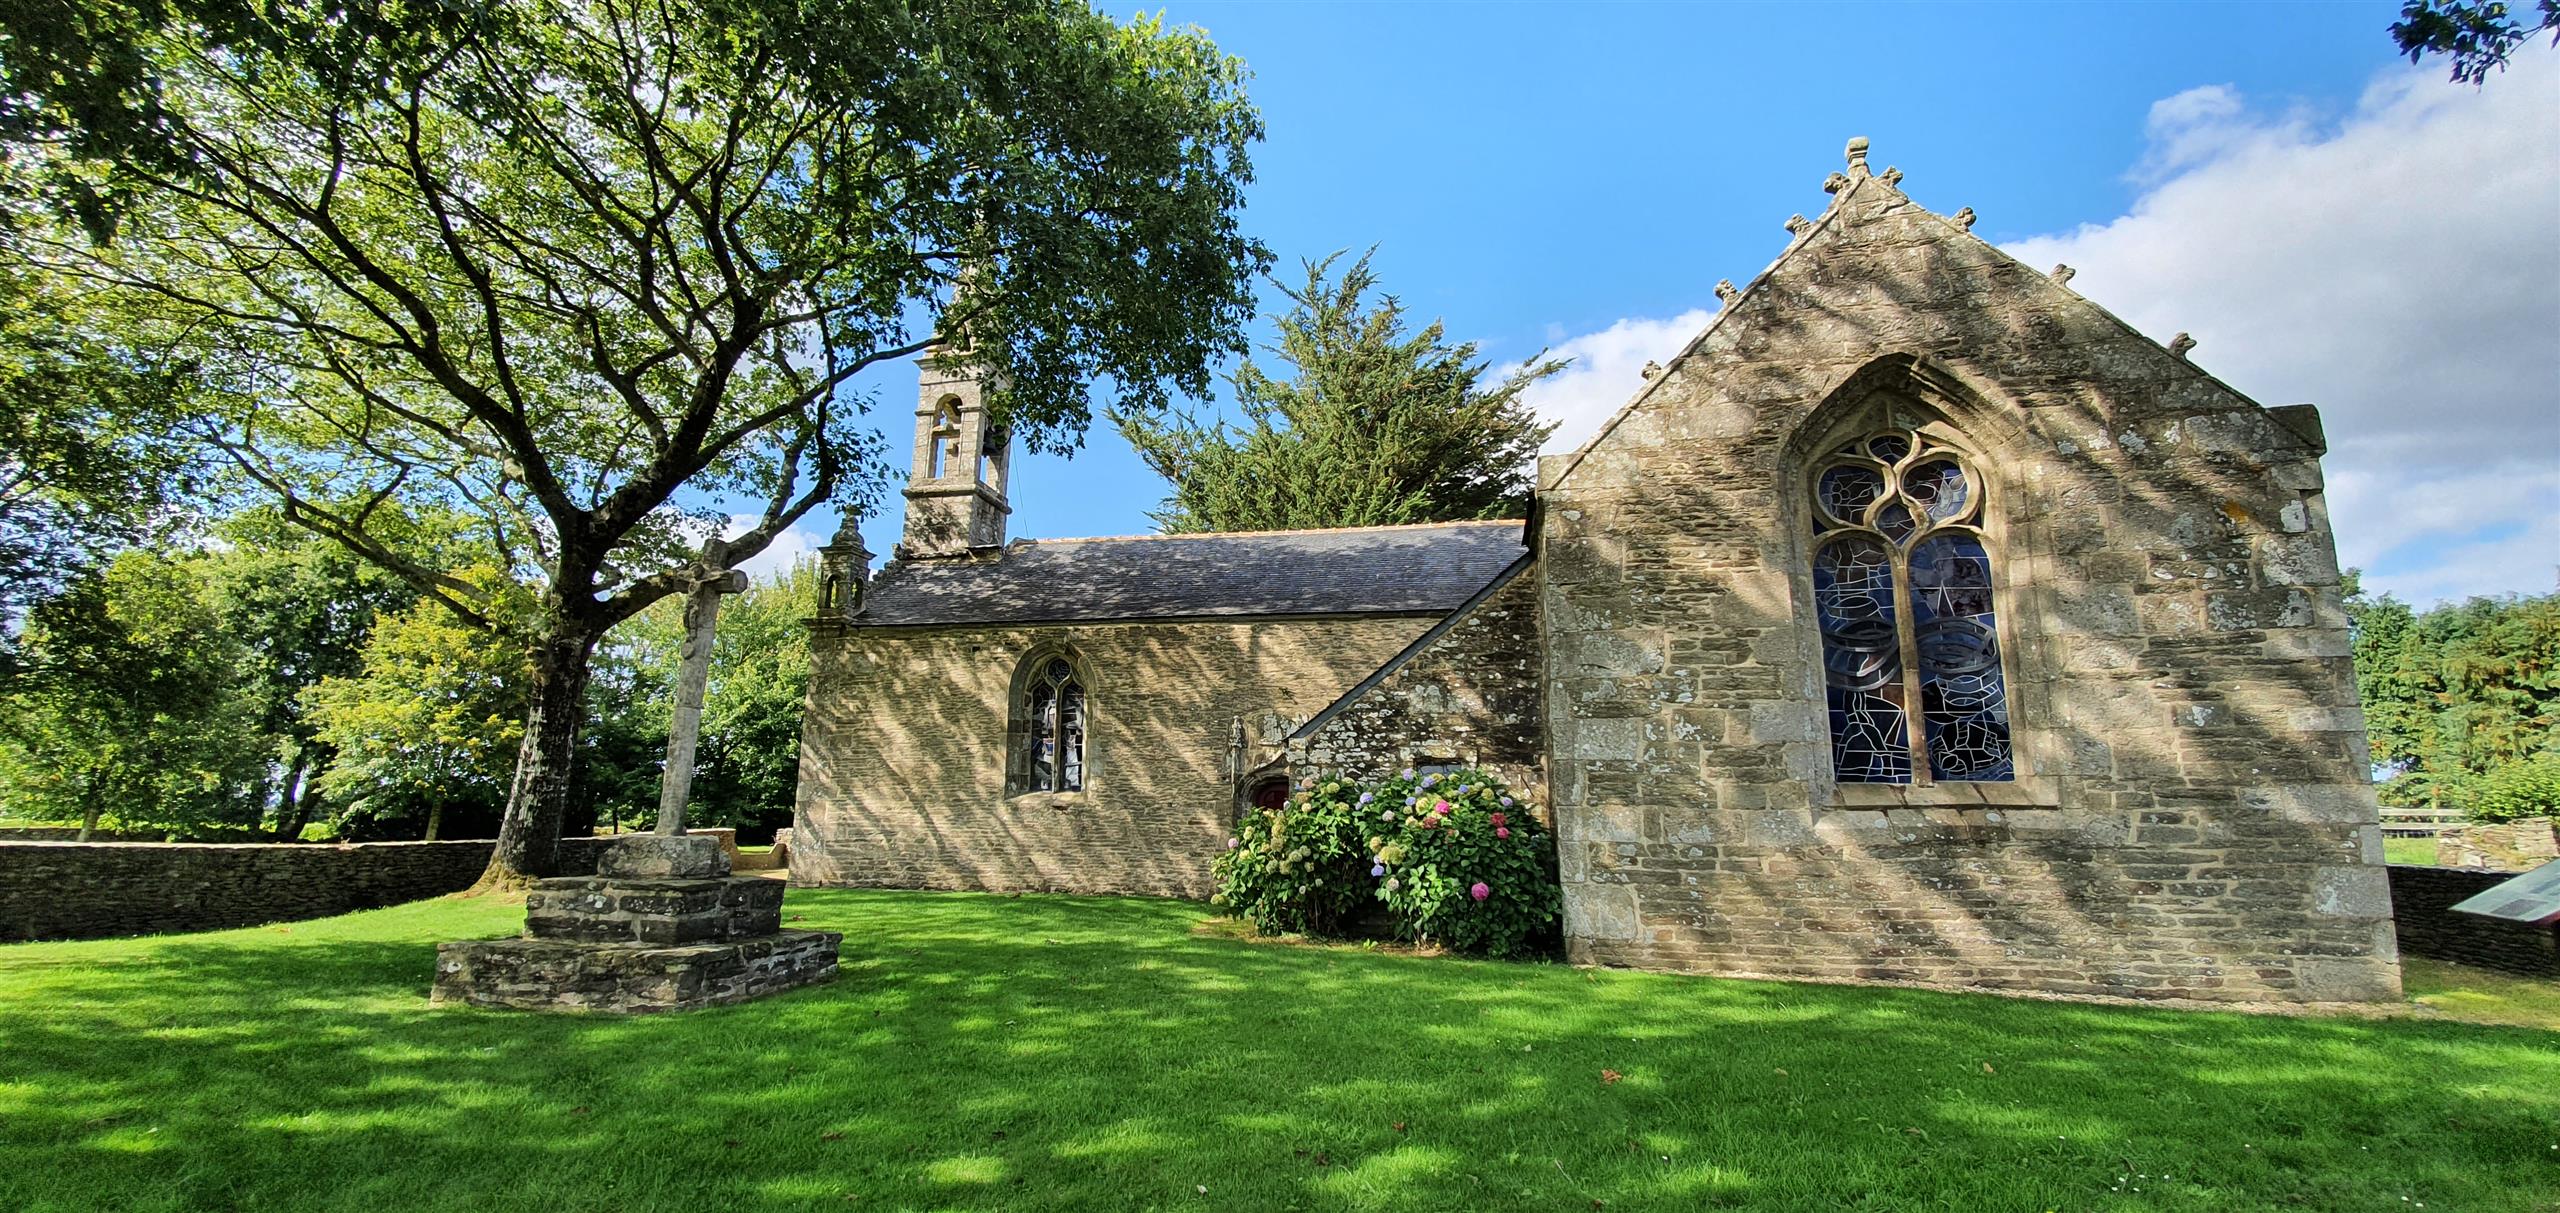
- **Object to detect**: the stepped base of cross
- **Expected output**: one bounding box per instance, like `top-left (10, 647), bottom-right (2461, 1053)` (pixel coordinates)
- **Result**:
top-left (432, 834), bottom-right (840, 1014)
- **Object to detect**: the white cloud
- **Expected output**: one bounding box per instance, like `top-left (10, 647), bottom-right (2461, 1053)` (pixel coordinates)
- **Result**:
top-left (2007, 59), bottom-right (2560, 606)
top-left (725, 516), bottom-right (820, 583)
top-left (1518, 60), bottom-right (2559, 606)
top-left (1512, 308), bottom-right (1716, 455)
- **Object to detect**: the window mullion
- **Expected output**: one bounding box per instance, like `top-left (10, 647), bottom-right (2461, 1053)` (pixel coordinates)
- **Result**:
top-left (1892, 543), bottom-right (1933, 786)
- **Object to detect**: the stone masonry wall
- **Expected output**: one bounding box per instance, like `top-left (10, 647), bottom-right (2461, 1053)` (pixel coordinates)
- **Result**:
top-left (2386, 864), bottom-right (2558, 976)
top-left (1295, 569), bottom-right (1550, 811)
top-left (2438, 818), bottom-right (2560, 872)
top-left (1538, 160), bottom-right (2398, 1002)
top-left (794, 615), bottom-right (1433, 899)
top-left (0, 839), bottom-right (495, 941)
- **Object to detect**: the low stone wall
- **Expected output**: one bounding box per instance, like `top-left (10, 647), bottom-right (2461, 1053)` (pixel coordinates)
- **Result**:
top-left (0, 839), bottom-right (497, 942)
top-left (2386, 864), bottom-right (2558, 977)
top-left (2439, 818), bottom-right (2559, 872)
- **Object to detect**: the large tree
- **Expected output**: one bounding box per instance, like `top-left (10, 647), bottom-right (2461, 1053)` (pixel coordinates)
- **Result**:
top-left (16, 0), bottom-right (1266, 883)
top-left (1120, 250), bottom-right (1562, 534)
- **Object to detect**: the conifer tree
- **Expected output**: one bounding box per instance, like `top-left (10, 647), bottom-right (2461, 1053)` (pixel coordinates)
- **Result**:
top-left (1121, 251), bottom-right (1563, 533)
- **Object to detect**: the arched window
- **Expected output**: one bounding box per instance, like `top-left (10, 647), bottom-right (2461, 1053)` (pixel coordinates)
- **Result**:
top-left (928, 397), bottom-right (963, 479)
top-left (1010, 654), bottom-right (1087, 793)
top-left (1810, 427), bottom-right (2013, 783)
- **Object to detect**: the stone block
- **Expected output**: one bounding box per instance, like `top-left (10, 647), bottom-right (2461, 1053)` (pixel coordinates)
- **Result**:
top-left (2312, 865), bottom-right (2392, 920)
top-left (431, 929), bottom-right (841, 1013)
top-left (596, 833), bottom-right (732, 879)
top-left (524, 875), bottom-right (783, 945)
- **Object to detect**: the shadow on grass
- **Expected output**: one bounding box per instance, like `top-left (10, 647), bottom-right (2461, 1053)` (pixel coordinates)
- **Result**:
top-left (1, 889), bottom-right (2554, 1213)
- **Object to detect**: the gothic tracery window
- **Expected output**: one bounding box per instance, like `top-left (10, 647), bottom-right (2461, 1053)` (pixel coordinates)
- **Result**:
top-left (1014, 655), bottom-right (1086, 793)
top-left (1811, 427), bottom-right (2014, 784)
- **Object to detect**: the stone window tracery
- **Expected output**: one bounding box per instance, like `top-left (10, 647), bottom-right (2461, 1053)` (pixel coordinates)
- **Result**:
top-left (1011, 654), bottom-right (1086, 793)
top-left (1810, 428), bottom-right (2013, 784)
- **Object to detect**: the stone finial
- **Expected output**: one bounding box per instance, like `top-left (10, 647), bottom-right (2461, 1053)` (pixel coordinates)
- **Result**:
top-left (1881, 165), bottom-right (1904, 188)
top-left (1784, 213), bottom-right (1811, 235)
top-left (1639, 360), bottom-right (1663, 381)
top-left (1951, 206), bottom-right (1976, 230)
top-left (1714, 279), bottom-right (1740, 305)
top-left (2169, 332), bottom-right (2198, 360)
top-left (2050, 264), bottom-right (2076, 287)
top-left (1822, 171), bottom-right (1851, 195)
top-left (1845, 135), bottom-right (1871, 178)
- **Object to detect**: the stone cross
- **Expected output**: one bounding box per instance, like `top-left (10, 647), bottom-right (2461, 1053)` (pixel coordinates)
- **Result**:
top-left (655, 559), bottom-right (751, 835)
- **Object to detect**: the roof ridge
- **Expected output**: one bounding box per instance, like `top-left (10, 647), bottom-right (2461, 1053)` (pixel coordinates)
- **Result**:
top-left (1012, 518), bottom-right (1526, 547)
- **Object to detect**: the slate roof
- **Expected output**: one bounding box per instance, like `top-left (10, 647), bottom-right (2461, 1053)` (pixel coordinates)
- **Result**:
top-left (853, 519), bottom-right (1530, 627)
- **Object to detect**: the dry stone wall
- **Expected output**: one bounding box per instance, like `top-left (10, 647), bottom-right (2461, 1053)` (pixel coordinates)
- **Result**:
top-left (1537, 164), bottom-right (2398, 1002)
top-left (794, 615), bottom-right (1432, 898)
top-left (0, 840), bottom-right (494, 941)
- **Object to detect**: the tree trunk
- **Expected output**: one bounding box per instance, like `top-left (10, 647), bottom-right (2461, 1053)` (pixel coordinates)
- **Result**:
top-left (271, 750), bottom-right (312, 841)
top-left (476, 631), bottom-right (599, 890)
top-left (425, 797), bottom-right (444, 842)
top-left (77, 803), bottom-right (100, 843)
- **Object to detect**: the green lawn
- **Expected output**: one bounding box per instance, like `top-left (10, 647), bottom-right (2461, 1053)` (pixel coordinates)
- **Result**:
top-left (2384, 836), bottom-right (2441, 866)
top-left (3, 891), bottom-right (2555, 1212)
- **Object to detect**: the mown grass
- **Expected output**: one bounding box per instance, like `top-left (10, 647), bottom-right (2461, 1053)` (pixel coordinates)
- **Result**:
top-left (2384, 836), bottom-right (2442, 866)
top-left (2, 889), bottom-right (2555, 1213)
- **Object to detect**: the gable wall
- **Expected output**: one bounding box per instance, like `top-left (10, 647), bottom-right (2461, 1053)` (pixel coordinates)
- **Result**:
top-left (1292, 569), bottom-right (1549, 809)
top-left (1540, 177), bottom-right (2398, 1002)
top-left (793, 615), bottom-right (1432, 898)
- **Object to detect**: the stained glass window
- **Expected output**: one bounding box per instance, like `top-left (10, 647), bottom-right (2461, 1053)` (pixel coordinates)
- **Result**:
top-left (1810, 428), bottom-right (2013, 783)
top-left (1019, 655), bottom-right (1086, 793)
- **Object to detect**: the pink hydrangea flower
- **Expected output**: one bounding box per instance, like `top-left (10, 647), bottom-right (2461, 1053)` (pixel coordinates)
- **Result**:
top-left (1496, 827), bottom-right (1511, 839)
top-left (1434, 800), bottom-right (1450, 813)
top-left (1470, 882), bottom-right (1491, 902)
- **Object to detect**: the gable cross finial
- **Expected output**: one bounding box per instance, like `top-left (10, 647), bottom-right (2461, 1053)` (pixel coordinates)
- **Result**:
top-left (1951, 206), bottom-right (1976, 231)
top-left (1714, 279), bottom-right (1740, 305)
top-left (1845, 135), bottom-right (1871, 179)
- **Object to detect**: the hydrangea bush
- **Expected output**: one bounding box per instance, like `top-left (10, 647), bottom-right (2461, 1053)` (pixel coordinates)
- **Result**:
top-left (1209, 777), bottom-right (1371, 937)
top-left (1364, 767), bottom-right (1561, 959)
top-left (1212, 766), bottom-right (1561, 960)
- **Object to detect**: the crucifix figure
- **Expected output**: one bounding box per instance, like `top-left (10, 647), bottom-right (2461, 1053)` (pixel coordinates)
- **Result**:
top-left (655, 556), bottom-right (750, 835)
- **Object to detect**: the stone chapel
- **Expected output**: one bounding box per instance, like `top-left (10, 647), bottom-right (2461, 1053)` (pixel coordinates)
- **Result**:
top-left (792, 140), bottom-right (2401, 1004)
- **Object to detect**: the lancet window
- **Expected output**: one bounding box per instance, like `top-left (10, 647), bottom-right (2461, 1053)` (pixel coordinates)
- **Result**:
top-left (1012, 655), bottom-right (1087, 793)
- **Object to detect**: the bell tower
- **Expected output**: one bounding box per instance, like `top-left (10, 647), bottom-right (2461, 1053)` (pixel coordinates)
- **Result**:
top-left (897, 348), bottom-right (1011, 558)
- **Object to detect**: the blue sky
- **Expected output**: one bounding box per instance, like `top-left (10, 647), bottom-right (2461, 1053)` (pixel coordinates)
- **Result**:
top-left (759, 1), bottom-right (2559, 607)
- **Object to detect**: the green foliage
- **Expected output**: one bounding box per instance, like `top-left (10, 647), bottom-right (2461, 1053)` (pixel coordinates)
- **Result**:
top-left (1121, 250), bottom-right (1561, 534)
top-left (2392, 0), bottom-right (2560, 84)
top-left (2349, 577), bottom-right (2560, 822)
top-left (0, 550), bottom-right (265, 837)
top-left (2467, 752), bottom-right (2560, 822)
top-left (0, 265), bottom-right (195, 682)
top-left (302, 581), bottom-right (532, 841)
top-left (1213, 766), bottom-right (1561, 959)
top-left (1210, 777), bottom-right (1372, 936)
top-left (1366, 768), bottom-right (1561, 959)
